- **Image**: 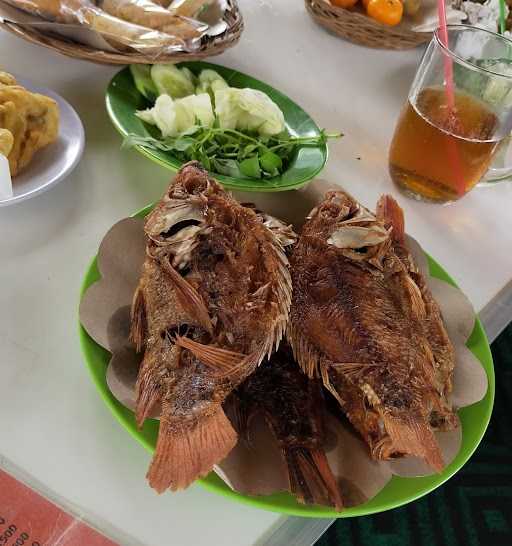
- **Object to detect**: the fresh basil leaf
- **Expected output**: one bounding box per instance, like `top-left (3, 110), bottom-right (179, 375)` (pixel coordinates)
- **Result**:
top-left (173, 137), bottom-right (195, 152)
top-left (239, 156), bottom-right (261, 179)
top-left (213, 158), bottom-right (243, 177)
top-left (260, 151), bottom-right (282, 173)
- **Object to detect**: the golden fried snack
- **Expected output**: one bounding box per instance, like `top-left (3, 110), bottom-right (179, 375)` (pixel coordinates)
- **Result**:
top-left (17, 94), bottom-right (59, 174)
top-left (0, 101), bottom-right (27, 175)
top-left (99, 0), bottom-right (206, 39)
top-left (0, 72), bottom-right (60, 176)
top-left (0, 72), bottom-right (17, 87)
top-left (0, 129), bottom-right (14, 157)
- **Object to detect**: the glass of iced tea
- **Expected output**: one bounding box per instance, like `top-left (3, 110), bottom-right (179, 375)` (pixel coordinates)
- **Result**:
top-left (389, 25), bottom-right (512, 202)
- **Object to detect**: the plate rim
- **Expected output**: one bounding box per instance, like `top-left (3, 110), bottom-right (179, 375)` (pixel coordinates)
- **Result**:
top-left (78, 204), bottom-right (495, 518)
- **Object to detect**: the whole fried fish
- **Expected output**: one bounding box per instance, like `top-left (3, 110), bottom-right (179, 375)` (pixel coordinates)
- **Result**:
top-left (235, 343), bottom-right (343, 510)
top-left (131, 162), bottom-right (293, 492)
top-left (287, 191), bottom-right (457, 471)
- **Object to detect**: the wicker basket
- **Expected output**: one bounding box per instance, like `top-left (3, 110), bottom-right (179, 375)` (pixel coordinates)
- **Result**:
top-left (0, 0), bottom-right (243, 65)
top-left (305, 0), bottom-right (431, 50)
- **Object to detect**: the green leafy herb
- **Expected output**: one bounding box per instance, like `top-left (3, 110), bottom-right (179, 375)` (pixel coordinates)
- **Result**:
top-left (124, 127), bottom-right (341, 180)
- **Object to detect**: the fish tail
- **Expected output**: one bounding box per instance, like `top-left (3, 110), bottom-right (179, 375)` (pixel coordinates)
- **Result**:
top-left (223, 393), bottom-right (248, 435)
top-left (130, 286), bottom-right (146, 353)
top-left (147, 406), bottom-right (237, 493)
top-left (376, 195), bottom-right (405, 243)
top-left (283, 446), bottom-right (343, 511)
top-left (382, 413), bottom-right (444, 472)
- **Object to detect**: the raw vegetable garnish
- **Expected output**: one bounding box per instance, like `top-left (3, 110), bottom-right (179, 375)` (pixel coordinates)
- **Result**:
top-left (127, 64), bottom-right (341, 180)
top-left (124, 127), bottom-right (340, 179)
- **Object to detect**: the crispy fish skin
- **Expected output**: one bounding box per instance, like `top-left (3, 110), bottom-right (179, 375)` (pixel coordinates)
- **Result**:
top-left (237, 344), bottom-right (343, 510)
top-left (287, 191), bottom-right (457, 472)
top-left (131, 162), bottom-right (293, 493)
top-left (376, 196), bottom-right (457, 430)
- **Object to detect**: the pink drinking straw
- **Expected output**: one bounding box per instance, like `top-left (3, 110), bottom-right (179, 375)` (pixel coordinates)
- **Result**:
top-left (437, 0), bottom-right (465, 196)
top-left (437, 0), bottom-right (455, 109)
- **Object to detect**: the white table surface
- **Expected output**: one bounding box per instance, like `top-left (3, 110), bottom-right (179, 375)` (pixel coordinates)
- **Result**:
top-left (1, 1), bottom-right (511, 545)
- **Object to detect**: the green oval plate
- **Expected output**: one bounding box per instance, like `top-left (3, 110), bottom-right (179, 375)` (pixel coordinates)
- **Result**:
top-left (105, 62), bottom-right (329, 192)
top-left (79, 205), bottom-right (495, 517)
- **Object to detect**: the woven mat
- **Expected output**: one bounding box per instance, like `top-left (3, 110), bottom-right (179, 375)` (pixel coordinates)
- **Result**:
top-left (318, 323), bottom-right (512, 546)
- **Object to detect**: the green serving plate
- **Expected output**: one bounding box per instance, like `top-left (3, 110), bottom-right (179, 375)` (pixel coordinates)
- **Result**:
top-left (105, 62), bottom-right (329, 192)
top-left (79, 205), bottom-right (495, 517)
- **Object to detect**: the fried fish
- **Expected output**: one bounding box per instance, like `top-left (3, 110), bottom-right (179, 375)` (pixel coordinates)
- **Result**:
top-left (287, 191), bottom-right (457, 471)
top-left (131, 162), bottom-right (293, 492)
top-left (236, 343), bottom-right (343, 510)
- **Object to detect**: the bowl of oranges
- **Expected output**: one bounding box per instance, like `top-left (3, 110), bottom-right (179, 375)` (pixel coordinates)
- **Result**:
top-left (305, 0), bottom-right (431, 49)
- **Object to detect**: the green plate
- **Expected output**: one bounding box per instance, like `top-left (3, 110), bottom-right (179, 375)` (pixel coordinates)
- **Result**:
top-left (79, 205), bottom-right (495, 517)
top-left (105, 62), bottom-right (329, 192)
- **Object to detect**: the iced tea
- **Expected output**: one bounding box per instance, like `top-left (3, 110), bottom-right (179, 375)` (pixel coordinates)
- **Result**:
top-left (389, 87), bottom-right (500, 202)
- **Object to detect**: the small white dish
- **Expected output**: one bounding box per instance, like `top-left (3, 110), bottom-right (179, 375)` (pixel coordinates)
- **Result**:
top-left (0, 77), bottom-right (85, 207)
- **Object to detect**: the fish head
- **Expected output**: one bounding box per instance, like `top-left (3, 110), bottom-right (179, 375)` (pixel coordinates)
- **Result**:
top-left (304, 191), bottom-right (392, 270)
top-left (144, 163), bottom-right (216, 269)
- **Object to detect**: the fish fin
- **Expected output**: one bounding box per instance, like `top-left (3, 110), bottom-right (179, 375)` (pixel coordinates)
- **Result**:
top-left (147, 406), bottom-right (237, 493)
top-left (175, 336), bottom-right (258, 383)
top-left (376, 195), bottom-right (405, 243)
top-left (227, 394), bottom-right (257, 446)
top-left (261, 227), bottom-right (293, 357)
top-left (287, 323), bottom-right (323, 379)
top-left (135, 356), bottom-right (162, 429)
top-left (224, 393), bottom-right (248, 435)
top-left (381, 413), bottom-right (444, 472)
top-left (130, 286), bottom-right (147, 353)
top-left (175, 335), bottom-right (243, 370)
top-left (330, 362), bottom-right (381, 380)
top-left (404, 274), bottom-right (427, 319)
top-left (283, 447), bottom-right (343, 510)
top-left (161, 259), bottom-right (213, 334)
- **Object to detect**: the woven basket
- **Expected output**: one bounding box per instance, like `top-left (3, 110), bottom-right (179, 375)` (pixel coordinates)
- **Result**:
top-left (0, 0), bottom-right (243, 65)
top-left (305, 0), bottom-right (430, 50)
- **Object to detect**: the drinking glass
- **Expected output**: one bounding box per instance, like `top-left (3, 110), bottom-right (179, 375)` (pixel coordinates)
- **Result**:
top-left (389, 25), bottom-right (512, 203)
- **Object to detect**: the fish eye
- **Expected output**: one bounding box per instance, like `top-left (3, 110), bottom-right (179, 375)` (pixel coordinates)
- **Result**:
top-left (161, 219), bottom-right (201, 238)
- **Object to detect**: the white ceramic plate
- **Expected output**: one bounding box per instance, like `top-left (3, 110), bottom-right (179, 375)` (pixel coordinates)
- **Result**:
top-left (0, 77), bottom-right (84, 206)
